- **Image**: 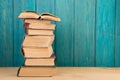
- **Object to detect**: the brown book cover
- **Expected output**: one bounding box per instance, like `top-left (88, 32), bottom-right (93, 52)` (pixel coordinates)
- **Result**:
top-left (23, 46), bottom-right (53, 58)
top-left (23, 36), bottom-right (54, 48)
top-left (17, 66), bottom-right (56, 77)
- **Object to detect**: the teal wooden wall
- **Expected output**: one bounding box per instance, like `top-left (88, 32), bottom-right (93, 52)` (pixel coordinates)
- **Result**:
top-left (0, 0), bottom-right (120, 67)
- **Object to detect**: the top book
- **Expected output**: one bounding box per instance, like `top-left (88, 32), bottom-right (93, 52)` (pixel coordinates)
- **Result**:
top-left (18, 11), bottom-right (61, 22)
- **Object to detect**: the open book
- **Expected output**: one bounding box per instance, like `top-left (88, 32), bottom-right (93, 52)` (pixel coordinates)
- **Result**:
top-left (18, 11), bottom-right (61, 22)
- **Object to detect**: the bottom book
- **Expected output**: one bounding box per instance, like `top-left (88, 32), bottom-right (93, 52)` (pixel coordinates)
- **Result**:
top-left (17, 66), bottom-right (55, 77)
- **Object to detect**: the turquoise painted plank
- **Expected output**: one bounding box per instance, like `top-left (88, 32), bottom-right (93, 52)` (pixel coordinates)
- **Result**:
top-left (96, 0), bottom-right (115, 67)
top-left (55, 0), bottom-right (74, 66)
top-left (115, 0), bottom-right (120, 67)
top-left (36, 0), bottom-right (55, 13)
top-left (13, 0), bottom-right (35, 66)
top-left (74, 0), bottom-right (95, 66)
top-left (23, 0), bottom-right (36, 11)
top-left (0, 0), bottom-right (14, 66)
top-left (0, 0), bottom-right (118, 67)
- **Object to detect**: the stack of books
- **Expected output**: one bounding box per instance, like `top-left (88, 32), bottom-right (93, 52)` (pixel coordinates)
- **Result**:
top-left (17, 11), bottom-right (61, 77)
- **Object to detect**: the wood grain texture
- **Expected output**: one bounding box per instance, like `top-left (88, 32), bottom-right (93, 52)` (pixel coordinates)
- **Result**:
top-left (55, 0), bottom-right (74, 66)
top-left (96, 0), bottom-right (115, 67)
top-left (115, 0), bottom-right (120, 67)
top-left (0, 0), bottom-right (118, 67)
top-left (13, 0), bottom-right (36, 66)
top-left (74, 0), bottom-right (95, 66)
top-left (36, 0), bottom-right (55, 13)
top-left (0, 0), bottom-right (14, 66)
top-left (1, 67), bottom-right (120, 80)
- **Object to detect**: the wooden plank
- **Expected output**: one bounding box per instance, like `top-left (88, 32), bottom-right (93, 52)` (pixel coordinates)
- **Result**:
top-left (23, 0), bottom-right (36, 10)
top-left (74, 0), bottom-right (95, 66)
top-left (0, 0), bottom-right (5, 66)
top-left (13, 0), bottom-right (36, 66)
top-left (96, 0), bottom-right (115, 67)
top-left (1, 67), bottom-right (120, 80)
top-left (55, 0), bottom-right (74, 66)
top-left (36, 0), bottom-right (55, 13)
top-left (0, 0), bottom-right (14, 66)
top-left (115, 0), bottom-right (120, 67)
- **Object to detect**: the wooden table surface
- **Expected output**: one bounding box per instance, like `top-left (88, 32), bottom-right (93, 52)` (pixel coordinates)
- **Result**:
top-left (0, 67), bottom-right (120, 80)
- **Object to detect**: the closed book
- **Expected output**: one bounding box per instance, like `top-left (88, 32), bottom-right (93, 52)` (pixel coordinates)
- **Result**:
top-left (17, 66), bottom-right (55, 77)
top-left (24, 23), bottom-right (55, 30)
top-left (23, 36), bottom-right (54, 48)
top-left (23, 46), bottom-right (53, 58)
top-left (24, 54), bottom-right (55, 66)
top-left (26, 29), bottom-right (54, 36)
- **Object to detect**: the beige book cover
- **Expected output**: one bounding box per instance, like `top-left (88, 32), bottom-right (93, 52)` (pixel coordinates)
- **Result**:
top-left (26, 29), bottom-right (54, 36)
top-left (18, 11), bottom-right (61, 22)
top-left (24, 54), bottom-right (55, 66)
top-left (23, 36), bottom-right (54, 47)
top-left (18, 11), bottom-right (39, 19)
top-left (24, 19), bottom-right (51, 24)
top-left (24, 23), bottom-right (55, 30)
top-left (23, 46), bottom-right (53, 58)
top-left (18, 67), bottom-right (55, 77)
top-left (41, 15), bottom-right (61, 22)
